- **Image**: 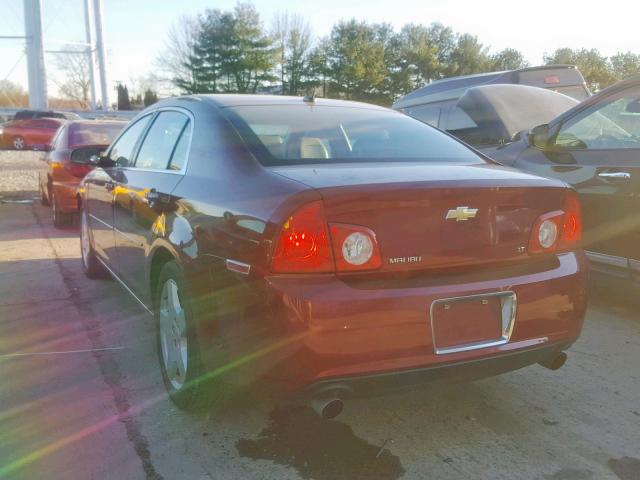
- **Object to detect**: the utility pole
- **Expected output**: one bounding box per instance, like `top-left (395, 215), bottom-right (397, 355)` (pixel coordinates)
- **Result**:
top-left (23, 0), bottom-right (48, 109)
top-left (93, 0), bottom-right (109, 110)
top-left (83, 0), bottom-right (97, 110)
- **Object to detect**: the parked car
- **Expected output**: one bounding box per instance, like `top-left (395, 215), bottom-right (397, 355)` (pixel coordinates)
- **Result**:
top-left (39, 120), bottom-right (126, 227)
top-left (13, 109), bottom-right (82, 121)
top-left (393, 65), bottom-right (589, 128)
top-left (476, 76), bottom-right (640, 281)
top-left (79, 95), bottom-right (587, 416)
top-left (0, 117), bottom-right (66, 150)
top-left (427, 84), bottom-right (579, 155)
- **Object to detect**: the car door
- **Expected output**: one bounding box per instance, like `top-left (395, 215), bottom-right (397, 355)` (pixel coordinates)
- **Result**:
top-left (113, 109), bottom-right (192, 299)
top-left (86, 115), bottom-right (152, 268)
top-left (542, 84), bottom-right (640, 274)
top-left (29, 119), bottom-right (58, 148)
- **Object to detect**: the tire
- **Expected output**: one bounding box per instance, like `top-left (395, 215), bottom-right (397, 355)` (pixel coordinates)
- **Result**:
top-left (39, 179), bottom-right (49, 206)
top-left (80, 207), bottom-right (104, 278)
top-left (155, 260), bottom-right (208, 410)
top-left (51, 189), bottom-right (73, 228)
top-left (12, 136), bottom-right (25, 150)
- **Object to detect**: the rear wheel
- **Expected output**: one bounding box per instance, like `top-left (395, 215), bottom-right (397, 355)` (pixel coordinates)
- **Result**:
top-left (39, 180), bottom-right (49, 206)
top-left (156, 261), bottom-right (209, 410)
top-left (51, 190), bottom-right (73, 228)
top-left (80, 208), bottom-right (103, 278)
top-left (12, 136), bottom-right (25, 150)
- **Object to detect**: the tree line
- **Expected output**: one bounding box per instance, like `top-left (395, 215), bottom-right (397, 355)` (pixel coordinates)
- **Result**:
top-left (158, 2), bottom-right (640, 106)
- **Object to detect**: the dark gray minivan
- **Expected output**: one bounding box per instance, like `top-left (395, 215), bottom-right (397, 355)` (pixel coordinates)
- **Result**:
top-left (393, 65), bottom-right (590, 129)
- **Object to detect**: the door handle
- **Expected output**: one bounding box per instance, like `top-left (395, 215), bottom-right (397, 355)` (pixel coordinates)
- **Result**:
top-left (598, 171), bottom-right (631, 180)
top-left (145, 188), bottom-right (159, 203)
top-left (105, 182), bottom-right (116, 191)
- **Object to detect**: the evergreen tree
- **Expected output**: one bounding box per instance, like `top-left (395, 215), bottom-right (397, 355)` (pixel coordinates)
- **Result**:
top-left (117, 84), bottom-right (131, 110)
top-left (143, 89), bottom-right (159, 106)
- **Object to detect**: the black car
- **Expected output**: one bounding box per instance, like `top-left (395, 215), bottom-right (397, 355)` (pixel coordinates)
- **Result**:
top-left (393, 65), bottom-right (590, 128)
top-left (13, 109), bottom-right (82, 121)
top-left (485, 76), bottom-right (640, 280)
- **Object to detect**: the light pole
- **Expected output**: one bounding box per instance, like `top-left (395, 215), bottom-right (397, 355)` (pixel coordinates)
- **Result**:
top-left (83, 0), bottom-right (98, 110)
top-left (23, 0), bottom-right (48, 110)
top-left (93, 0), bottom-right (109, 110)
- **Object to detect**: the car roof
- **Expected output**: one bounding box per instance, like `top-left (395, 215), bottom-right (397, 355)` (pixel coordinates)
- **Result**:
top-left (18, 116), bottom-right (66, 124)
top-left (67, 119), bottom-right (127, 127)
top-left (393, 65), bottom-right (582, 109)
top-left (192, 94), bottom-right (390, 111)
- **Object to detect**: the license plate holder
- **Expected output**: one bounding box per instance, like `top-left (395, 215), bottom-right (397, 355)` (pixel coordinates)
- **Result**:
top-left (430, 291), bottom-right (517, 355)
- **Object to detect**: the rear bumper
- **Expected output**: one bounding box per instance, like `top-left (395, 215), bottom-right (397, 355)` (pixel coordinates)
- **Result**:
top-left (198, 252), bottom-right (588, 395)
top-left (304, 340), bottom-right (572, 399)
top-left (52, 181), bottom-right (81, 212)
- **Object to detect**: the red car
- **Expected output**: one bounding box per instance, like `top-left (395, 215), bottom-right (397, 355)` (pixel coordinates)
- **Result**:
top-left (0, 117), bottom-right (65, 150)
top-left (79, 96), bottom-right (587, 417)
top-left (39, 120), bottom-right (126, 227)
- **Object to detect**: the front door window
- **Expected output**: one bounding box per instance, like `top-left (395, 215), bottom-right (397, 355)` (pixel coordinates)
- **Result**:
top-left (555, 87), bottom-right (640, 150)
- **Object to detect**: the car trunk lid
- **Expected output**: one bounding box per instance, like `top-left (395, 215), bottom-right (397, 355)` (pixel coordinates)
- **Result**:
top-left (271, 162), bottom-right (567, 272)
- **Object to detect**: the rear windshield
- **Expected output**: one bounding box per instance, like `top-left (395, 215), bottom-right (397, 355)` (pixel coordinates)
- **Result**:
top-left (225, 105), bottom-right (482, 166)
top-left (553, 85), bottom-right (591, 101)
top-left (69, 123), bottom-right (125, 147)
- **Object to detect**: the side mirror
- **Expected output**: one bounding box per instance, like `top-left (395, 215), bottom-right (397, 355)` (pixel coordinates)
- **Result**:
top-left (528, 124), bottom-right (551, 150)
top-left (88, 153), bottom-right (114, 168)
top-left (73, 146), bottom-right (104, 165)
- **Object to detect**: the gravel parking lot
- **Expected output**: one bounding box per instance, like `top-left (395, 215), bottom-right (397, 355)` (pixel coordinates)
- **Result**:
top-left (0, 151), bottom-right (43, 200)
top-left (0, 151), bottom-right (638, 480)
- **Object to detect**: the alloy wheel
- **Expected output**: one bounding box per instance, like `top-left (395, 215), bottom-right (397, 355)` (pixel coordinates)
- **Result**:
top-left (13, 136), bottom-right (25, 150)
top-left (81, 210), bottom-right (90, 268)
top-left (159, 279), bottom-right (188, 391)
top-left (51, 191), bottom-right (58, 225)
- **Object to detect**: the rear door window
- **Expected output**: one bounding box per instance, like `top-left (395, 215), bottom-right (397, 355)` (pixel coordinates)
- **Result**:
top-left (167, 120), bottom-right (192, 171)
top-left (134, 111), bottom-right (190, 170)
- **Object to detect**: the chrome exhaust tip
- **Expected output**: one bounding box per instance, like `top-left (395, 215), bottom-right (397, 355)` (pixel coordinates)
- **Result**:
top-left (311, 393), bottom-right (345, 419)
top-left (539, 352), bottom-right (567, 371)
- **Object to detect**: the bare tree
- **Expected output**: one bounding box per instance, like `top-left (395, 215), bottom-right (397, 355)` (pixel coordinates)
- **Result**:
top-left (0, 80), bottom-right (28, 107)
top-left (154, 15), bottom-right (200, 94)
top-left (272, 12), bottom-right (313, 95)
top-left (53, 45), bottom-right (91, 109)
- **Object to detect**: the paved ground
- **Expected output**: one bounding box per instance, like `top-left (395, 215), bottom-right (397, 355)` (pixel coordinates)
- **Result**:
top-left (0, 151), bottom-right (638, 480)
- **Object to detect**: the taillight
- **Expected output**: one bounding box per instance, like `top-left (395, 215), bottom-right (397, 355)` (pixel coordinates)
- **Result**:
top-left (271, 201), bottom-right (334, 273)
top-left (271, 201), bottom-right (382, 273)
top-left (64, 162), bottom-right (92, 178)
top-left (529, 191), bottom-right (582, 254)
top-left (330, 223), bottom-right (382, 272)
top-left (558, 191), bottom-right (582, 250)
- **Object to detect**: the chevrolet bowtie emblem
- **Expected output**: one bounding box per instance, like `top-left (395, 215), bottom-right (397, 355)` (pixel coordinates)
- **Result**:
top-left (445, 206), bottom-right (478, 222)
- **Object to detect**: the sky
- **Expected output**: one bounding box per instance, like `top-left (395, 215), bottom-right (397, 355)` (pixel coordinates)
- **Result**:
top-left (2, 0), bottom-right (640, 99)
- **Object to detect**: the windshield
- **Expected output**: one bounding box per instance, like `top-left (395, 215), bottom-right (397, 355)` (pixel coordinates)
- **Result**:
top-left (226, 105), bottom-right (482, 166)
top-left (69, 123), bottom-right (125, 148)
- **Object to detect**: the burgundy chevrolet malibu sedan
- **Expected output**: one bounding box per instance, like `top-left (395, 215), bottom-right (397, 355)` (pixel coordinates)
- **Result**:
top-left (78, 95), bottom-right (587, 417)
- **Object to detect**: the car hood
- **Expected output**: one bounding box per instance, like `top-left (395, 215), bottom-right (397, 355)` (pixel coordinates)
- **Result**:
top-left (456, 85), bottom-right (578, 142)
